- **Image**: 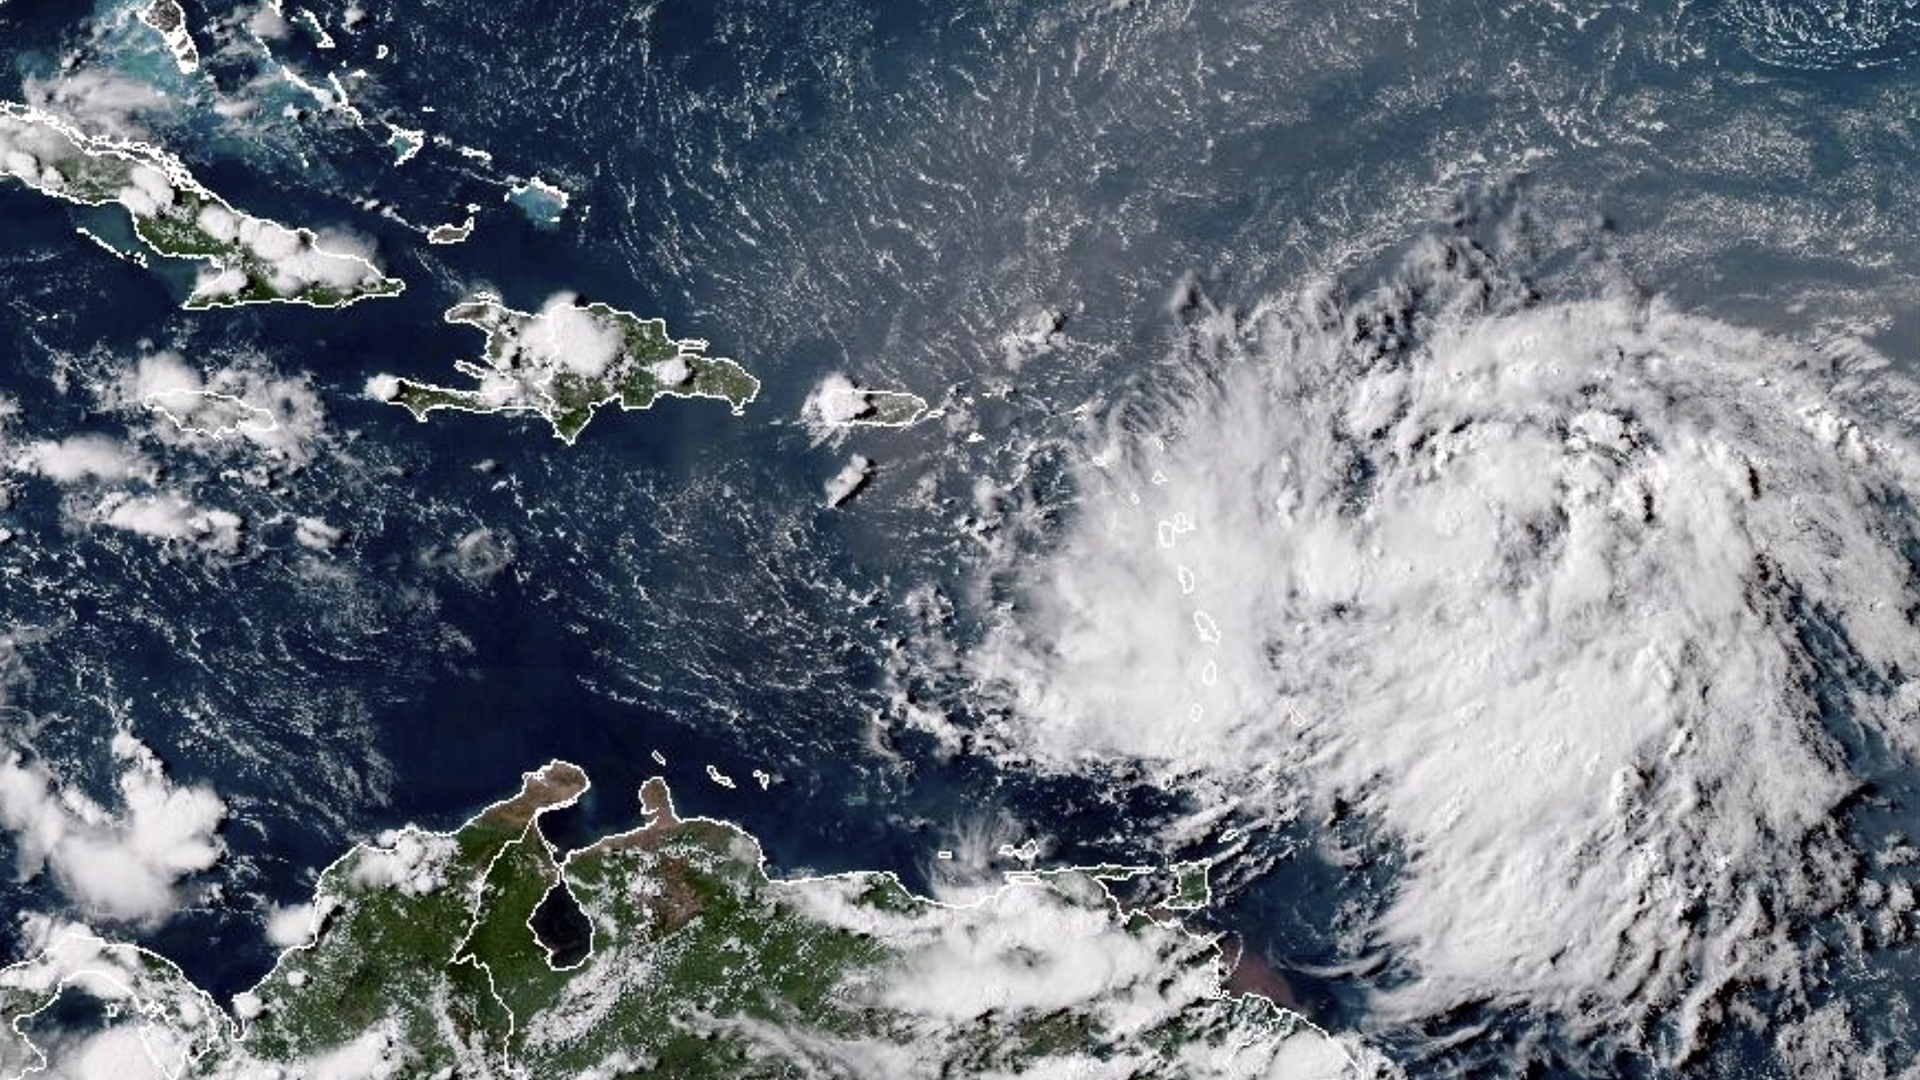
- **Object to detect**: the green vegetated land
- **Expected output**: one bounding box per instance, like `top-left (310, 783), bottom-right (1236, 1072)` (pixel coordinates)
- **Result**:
top-left (383, 295), bottom-right (760, 444)
top-left (850, 389), bottom-right (930, 427)
top-left (0, 764), bottom-right (1362, 1079)
top-left (0, 103), bottom-right (403, 309)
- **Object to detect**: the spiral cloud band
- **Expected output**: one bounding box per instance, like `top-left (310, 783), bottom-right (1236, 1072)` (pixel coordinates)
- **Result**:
top-left (953, 239), bottom-right (1920, 1061)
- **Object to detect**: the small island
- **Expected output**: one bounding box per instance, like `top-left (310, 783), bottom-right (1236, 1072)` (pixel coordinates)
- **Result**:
top-left (0, 764), bottom-right (1373, 1079)
top-left (0, 103), bottom-right (404, 309)
top-left (804, 372), bottom-right (931, 429)
top-left (136, 0), bottom-right (200, 74)
top-left (506, 177), bottom-right (570, 226)
top-left (425, 215), bottom-right (475, 244)
top-left (370, 292), bottom-right (760, 444)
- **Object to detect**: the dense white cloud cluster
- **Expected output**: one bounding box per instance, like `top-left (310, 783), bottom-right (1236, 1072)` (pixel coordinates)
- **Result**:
top-left (14, 435), bottom-right (150, 484)
top-left (516, 293), bottom-right (626, 379)
top-left (805, 373), bottom-right (875, 427)
top-left (786, 871), bottom-right (1370, 1079)
top-left (939, 243), bottom-right (1920, 1060)
top-left (0, 734), bottom-right (226, 925)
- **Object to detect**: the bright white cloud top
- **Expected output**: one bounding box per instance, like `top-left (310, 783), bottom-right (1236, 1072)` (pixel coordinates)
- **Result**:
top-left (802, 372), bottom-right (931, 433)
top-left (926, 237), bottom-right (1920, 1064)
top-left (0, 734), bottom-right (225, 925)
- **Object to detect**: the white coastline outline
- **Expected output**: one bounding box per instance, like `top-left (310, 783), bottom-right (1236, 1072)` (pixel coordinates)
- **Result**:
top-left (0, 102), bottom-right (404, 311)
top-left (373, 291), bottom-right (762, 446)
top-left (0, 761), bottom-right (1377, 1077)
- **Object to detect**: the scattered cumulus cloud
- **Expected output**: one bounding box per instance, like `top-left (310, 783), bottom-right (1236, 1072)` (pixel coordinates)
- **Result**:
top-left (349, 829), bottom-right (455, 896)
top-left (114, 350), bottom-right (328, 464)
top-left (189, 218), bottom-right (390, 304)
top-left (0, 919), bottom-right (225, 1078)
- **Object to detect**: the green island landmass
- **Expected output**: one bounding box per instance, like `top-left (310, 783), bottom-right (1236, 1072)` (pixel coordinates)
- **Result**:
top-left (0, 764), bottom-right (1371, 1079)
top-left (807, 374), bottom-right (932, 430)
top-left (0, 102), bottom-right (403, 309)
top-left (372, 294), bottom-right (761, 444)
top-left (842, 388), bottom-right (929, 427)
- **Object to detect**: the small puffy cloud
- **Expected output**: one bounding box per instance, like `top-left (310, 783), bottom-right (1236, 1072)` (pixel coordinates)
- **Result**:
top-left (128, 164), bottom-right (174, 206)
top-left (196, 203), bottom-right (239, 244)
top-left (238, 217), bottom-right (300, 261)
top-left (311, 228), bottom-right (377, 264)
top-left (192, 265), bottom-right (248, 299)
top-left (247, 4), bottom-right (291, 40)
top-left (364, 374), bottom-right (401, 402)
top-left (117, 163), bottom-right (176, 217)
top-left (0, 734), bottom-right (226, 925)
top-left (824, 455), bottom-right (873, 508)
top-left (264, 902), bottom-right (317, 948)
top-left (293, 516), bottom-right (343, 551)
top-left (423, 527), bottom-right (513, 585)
top-left (124, 350), bottom-right (203, 401)
top-left (998, 307), bottom-right (1066, 369)
top-left (649, 357), bottom-right (691, 387)
top-left (98, 493), bottom-right (195, 539)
